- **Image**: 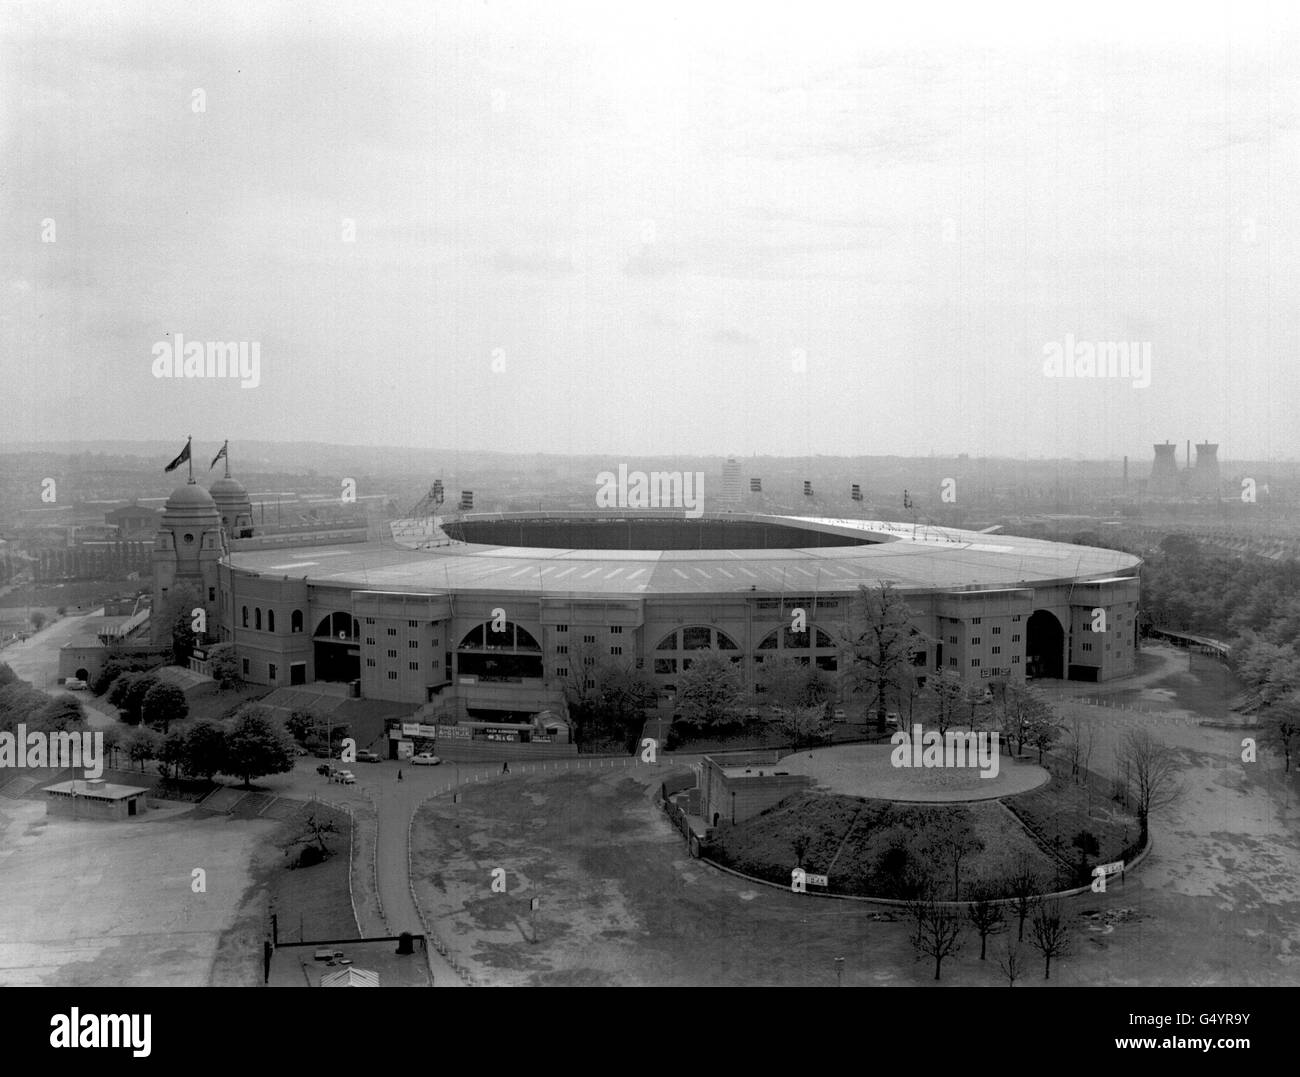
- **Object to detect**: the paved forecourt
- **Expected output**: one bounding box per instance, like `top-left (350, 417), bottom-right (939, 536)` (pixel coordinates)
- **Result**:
top-left (777, 742), bottom-right (1048, 802)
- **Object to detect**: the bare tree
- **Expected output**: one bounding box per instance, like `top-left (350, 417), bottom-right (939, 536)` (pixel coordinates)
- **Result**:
top-left (1262, 698), bottom-right (1300, 773)
top-left (906, 893), bottom-right (964, 981)
top-left (1065, 711), bottom-right (1083, 782)
top-left (1007, 855), bottom-right (1041, 941)
top-left (1028, 899), bottom-right (1073, 980)
top-left (995, 940), bottom-right (1024, 986)
top-left (1119, 729), bottom-right (1185, 844)
top-left (920, 809), bottom-right (985, 900)
top-left (965, 882), bottom-right (1005, 960)
top-left (922, 672), bottom-right (965, 735)
top-left (838, 582), bottom-right (922, 731)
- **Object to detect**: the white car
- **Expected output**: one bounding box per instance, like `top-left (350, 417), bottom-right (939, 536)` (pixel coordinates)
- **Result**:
top-left (64, 678), bottom-right (87, 691)
top-left (410, 753), bottom-right (442, 766)
top-left (334, 770), bottom-right (356, 784)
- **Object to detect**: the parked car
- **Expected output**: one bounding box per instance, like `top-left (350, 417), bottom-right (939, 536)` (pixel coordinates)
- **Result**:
top-left (411, 753), bottom-right (442, 766)
top-left (832, 707), bottom-right (847, 721)
top-left (356, 750), bottom-right (382, 763)
top-left (64, 678), bottom-right (88, 691)
top-left (885, 711), bottom-right (901, 728)
top-left (334, 770), bottom-right (356, 784)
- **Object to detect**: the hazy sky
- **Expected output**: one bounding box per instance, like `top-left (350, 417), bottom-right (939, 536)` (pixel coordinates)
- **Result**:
top-left (3, 0), bottom-right (1299, 460)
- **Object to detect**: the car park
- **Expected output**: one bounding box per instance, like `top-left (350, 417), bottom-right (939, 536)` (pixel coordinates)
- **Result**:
top-left (411, 753), bottom-right (441, 766)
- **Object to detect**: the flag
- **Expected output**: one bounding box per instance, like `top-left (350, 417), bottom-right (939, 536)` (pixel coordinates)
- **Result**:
top-left (210, 442), bottom-right (227, 470)
top-left (164, 440), bottom-right (191, 473)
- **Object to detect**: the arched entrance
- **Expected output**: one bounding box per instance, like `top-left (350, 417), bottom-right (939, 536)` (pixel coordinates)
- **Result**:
top-left (1026, 610), bottom-right (1064, 679)
top-left (75, 667), bottom-right (89, 681)
top-left (313, 612), bottom-right (360, 683)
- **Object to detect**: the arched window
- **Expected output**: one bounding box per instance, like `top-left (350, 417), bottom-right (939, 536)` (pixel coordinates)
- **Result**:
top-left (242, 606), bottom-right (249, 628)
top-left (457, 620), bottom-right (543, 680)
top-left (314, 612), bottom-right (360, 640)
top-left (255, 608), bottom-right (262, 631)
top-left (291, 609), bottom-right (303, 634)
top-left (754, 624), bottom-right (838, 671)
top-left (267, 609), bottom-right (275, 633)
top-left (652, 626), bottom-right (742, 674)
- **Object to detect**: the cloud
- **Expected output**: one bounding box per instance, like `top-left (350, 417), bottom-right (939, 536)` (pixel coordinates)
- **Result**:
top-left (708, 327), bottom-right (759, 347)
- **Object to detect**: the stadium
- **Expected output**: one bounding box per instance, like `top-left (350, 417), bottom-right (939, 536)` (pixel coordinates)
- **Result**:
top-left (144, 486), bottom-right (1144, 727)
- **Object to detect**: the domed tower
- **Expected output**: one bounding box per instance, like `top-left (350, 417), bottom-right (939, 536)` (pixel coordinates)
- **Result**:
top-left (208, 441), bottom-right (254, 540)
top-left (151, 480), bottom-right (225, 644)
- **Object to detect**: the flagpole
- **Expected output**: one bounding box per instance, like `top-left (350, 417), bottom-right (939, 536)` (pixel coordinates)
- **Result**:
top-left (188, 435), bottom-right (193, 484)
top-left (224, 440), bottom-right (230, 478)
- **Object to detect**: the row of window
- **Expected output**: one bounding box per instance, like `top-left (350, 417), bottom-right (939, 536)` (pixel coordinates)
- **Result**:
top-left (240, 607), bottom-right (306, 633)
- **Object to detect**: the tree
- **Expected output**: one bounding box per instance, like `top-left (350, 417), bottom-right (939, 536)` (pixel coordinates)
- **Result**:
top-left (100, 725), bottom-right (123, 770)
top-left (676, 651), bottom-right (744, 727)
top-left (206, 642), bottom-right (242, 690)
top-left (124, 727), bottom-right (162, 772)
top-left (116, 673), bottom-right (161, 726)
top-left (906, 892), bottom-right (964, 981)
top-left (772, 704), bottom-right (831, 752)
top-left (965, 882), bottom-right (1005, 960)
top-left (142, 680), bottom-right (188, 733)
top-left (183, 719), bottom-right (226, 779)
top-left (995, 940), bottom-right (1024, 987)
top-left (791, 828), bottom-right (813, 868)
top-left (1007, 854), bottom-right (1041, 941)
top-left (1261, 698), bottom-right (1300, 773)
top-left (1118, 729), bottom-right (1184, 844)
top-left (962, 683), bottom-right (991, 731)
top-left (223, 705), bottom-right (295, 788)
top-left (1026, 703), bottom-right (1060, 764)
top-left (919, 809), bottom-right (985, 900)
top-left (29, 611), bottom-right (47, 632)
top-left (921, 671), bottom-right (965, 735)
top-left (756, 656), bottom-right (831, 712)
top-left (158, 728), bottom-right (189, 780)
top-left (156, 582), bottom-right (202, 665)
top-left (1028, 899), bottom-right (1072, 980)
top-left (1071, 830), bottom-right (1100, 884)
top-left (284, 708), bottom-right (319, 744)
top-left (32, 694), bottom-right (86, 732)
top-left (1001, 684), bottom-right (1050, 757)
top-left (839, 582), bottom-right (922, 730)
top-left (0, 663), bottom-right (16, 687)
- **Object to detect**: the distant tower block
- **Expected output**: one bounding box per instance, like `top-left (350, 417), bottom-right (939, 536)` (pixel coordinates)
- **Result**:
top-left (721, 457), bottom-right (742, 504)
top-left (1193, 443), bottom-right (1220, 496)
top-left (1150, 442), bottom-right (1178, 496)
top-left (749, 477), bottom-right (762, 494)
top-left (803, 480), bottom-right (813, 497)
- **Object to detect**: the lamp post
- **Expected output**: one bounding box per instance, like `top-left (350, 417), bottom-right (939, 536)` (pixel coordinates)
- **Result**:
top-left (834, 956), bottom-right (844, 987)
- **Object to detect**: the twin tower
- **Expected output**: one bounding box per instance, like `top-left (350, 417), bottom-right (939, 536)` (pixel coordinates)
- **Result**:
top-left (150, 464), bottom-right (253, 644)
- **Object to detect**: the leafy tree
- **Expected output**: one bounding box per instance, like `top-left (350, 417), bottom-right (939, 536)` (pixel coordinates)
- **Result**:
top-left (1028, 899), bottom-right (1073, 980)
top-left (839, 583), bottom-right (922, 730)
top-left (1026, 703), bottom-right (1060, 764)
top-left (0, 662), bottom-right (16, 687)
top-left (1071, 830), bottom-right (1100, 883)
top-left (756, 656), bottom-right (831, 712)
top-left (285, 708), bottom-right (320, 745)
top-left (676, 651), bottom-right (744, 727)
top-left (0, 679), bottom-right (49, 733)
top-left (965, 881), bottom-right (1005, 960)
top-left (772, 703), bottom-right (831, 752)
top-left (183, 719), bottom-right (226, 779)
top-left (123, 726), bottom-right (162, 772)
top-left (100, 725), bottom-right (123, 770)
top-left (158, 727), bottom-right (189, 780)
top-left (1119, 729), bottom-right (1184, 844)
top-left (921, 671), bottom-right (964, 735)
top-left (206, 642), bottom-right (242, 690)
top-left (223, 705), bottom-right (295, 788)
top-left (114, 673), bottom-right (161, 726)
top-left (142, 681), bottom-right (188, 733)
top-left (1000, 684), bottom-right (1051, 757)
top-left (32, 694), bottom-right (86, 732)
top-left (29, 611), bottom-right (47, 632)
top-left (156, 582), bottom-right (202, 665)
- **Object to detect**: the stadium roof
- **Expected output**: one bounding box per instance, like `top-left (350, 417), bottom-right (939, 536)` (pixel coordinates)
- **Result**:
top-left (225, 513), bottom-right (1140, 599)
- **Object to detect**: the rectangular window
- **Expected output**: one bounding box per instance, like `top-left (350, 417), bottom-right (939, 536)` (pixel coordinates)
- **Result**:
top-left (408, 640), bottom-right (419, 649)
top-left (387, 649), bottom-right (397, 658)
top-left (1012, 614), bottom-right (1021, 622)
top-left (991, 646), bottom-right (1001, 655)
top-left (208, 587), bottom-right (216, 602)
top-left (610, 625), bottom-right (622, 634)
top-left (365, 617), bottom-right (375, 625)
top-left (948, 635), bottom-right (958, 644)
top-left (556, 624), bottom-right (568, 633)
top-left (366, 637), bottom-right (375, 646)
top-left (431, 636), bottom-right (438, 646)
top-left (972, 637), bottom-right (980, 646)
top-left (366, 658), bottom-right (376, 667)
top-left (583, 634), bottom-right (596, 644)
top-left (268, 663), bottom-right (277, 681)
top-left (1012, 634), bottom-right (1021, 643)
top-left (971, 617), bottom-right (981, 625)
top-left (387, 671), bottom-right (397, 680)
top-left (387, 627), bottom-right (397, 636)
top-left (1012, 655), bottom-right (1021, 664)
top-left (555, 644), bottom-right (568, 654)
top-left (409, 662), bottom-right (419, 671)
top-left (408, 619), bottom-right (418, 628)
top-left (610, 646), bottom-right (622, 656)
top-left (242, 658), bottom-right (250, 675)
top-left (992, 626), bottom-right (1001, 635)
top-left (948, 657), bottom-right (958, 668)
top-left (583, 656), bottom-right (595, 666)
top-left (971, 658), bottom-right (981, 668)
top-left (555, 666), bottom-right (568, 678)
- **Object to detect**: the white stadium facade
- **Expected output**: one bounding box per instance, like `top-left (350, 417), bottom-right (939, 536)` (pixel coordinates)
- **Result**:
top-left (149, 473), bottom-right (1142, 726)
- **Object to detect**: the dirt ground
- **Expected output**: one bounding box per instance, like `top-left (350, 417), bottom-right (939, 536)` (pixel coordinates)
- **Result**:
top-left (0, 799), bottom-right (275, 986)
top-left (411, 643), bottom-right (1300, 986)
